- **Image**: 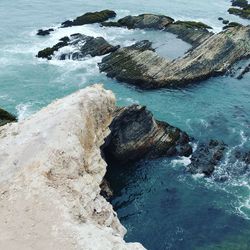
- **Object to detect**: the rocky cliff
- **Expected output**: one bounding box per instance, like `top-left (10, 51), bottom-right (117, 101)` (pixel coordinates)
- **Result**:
top-left (0, 85), bottom-right (144, 250)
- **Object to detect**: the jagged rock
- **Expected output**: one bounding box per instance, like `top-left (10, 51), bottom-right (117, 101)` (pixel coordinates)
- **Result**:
top-left (37, 34), bottom-right (119, 60)
top-left (223, 22), bottom-right (242, 30)
top-left (103, 105), bottom-right (192, 165)
top-left (187, 140), bottom-right (227, 176)
top-left (37, 28), bottom-right (54, 36)
top-left (101, 14), bottom-right (213, 46)
top-left (232, 0), bottom-right (249, 8)
top-left (0, 85), bottom-right (145, 250)
top-left (99, 25), bottom-right (250, 89)
top-left (61, 9), bottom-right (116, 28)
top-left (237, 63), bottom-right (250, 79)
top-left (0, 108), bottom-right (16, 127)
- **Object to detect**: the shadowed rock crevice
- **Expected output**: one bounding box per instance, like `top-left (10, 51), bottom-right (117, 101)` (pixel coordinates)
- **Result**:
top-left (103, 104), bottom-right (192, 166)
top-left (0, 108), bottom-right (17, 127)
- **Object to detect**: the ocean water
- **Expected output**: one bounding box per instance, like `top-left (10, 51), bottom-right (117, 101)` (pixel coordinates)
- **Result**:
top-left (0, 0), bottom-right (250, 249)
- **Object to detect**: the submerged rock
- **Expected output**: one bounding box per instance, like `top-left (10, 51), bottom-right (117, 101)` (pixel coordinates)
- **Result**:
top-left (101, 14), bottom-right (213, 46)
top-left (0, 85), bottom-right (144, 250)
top-left (0, 108), bottom-right (16, 127)
top-left (99, 25), bottom-right (250, 89)
top-left (37, 34), bottom-right (119, 60)
top-left (37, 28), bottom-right (54, 36)
top-left (61, 9), bottom-right (116, 28)
top-left (103, 105), bottom-right (192, 165)
top-left (187, 140), bottom-right (227, 176)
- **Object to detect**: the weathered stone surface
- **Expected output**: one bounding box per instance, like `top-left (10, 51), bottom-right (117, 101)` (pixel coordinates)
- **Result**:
top-left (61, 9), bottom-right (116, 28)
top-left (37, 34), bottom-right (119, 60)
top-left (37, 28), bottom-right (54, 36)
top-left (0, 85), bottom-right (145, 250)
top-left (0, 108), bottom-right (16, 127)
top-left (99, 26), bottom-right (250, 89)
top-left (101, 14), bottom-right (213, 46)
top-left (187, 140), bottom-right (227, 176)
top-left (228, 0), bottom-right (250, 19)
top-left (103, 104), bottom-right (192, 165)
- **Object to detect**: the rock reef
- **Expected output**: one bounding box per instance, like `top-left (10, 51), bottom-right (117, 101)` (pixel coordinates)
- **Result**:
top-left (0, 108), bottom-right (16, 127)
top-left (103, 104), bottom-right (192, 165)
top-left (37, 34), bottom-right (119, 60)
top-left (0, 85), bottom-right (144, 250)
top-left (99, 25), bottom-right (250, 89)
top-left (61, 9), bottom-right (116, 28)
top-left (101, 14), bottom-right (213, 47)
top-left (187, 140), bottom-right (227, 176)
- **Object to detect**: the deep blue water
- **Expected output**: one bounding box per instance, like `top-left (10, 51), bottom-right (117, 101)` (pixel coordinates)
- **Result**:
top-left (0, 1), bottom-right (250, 249)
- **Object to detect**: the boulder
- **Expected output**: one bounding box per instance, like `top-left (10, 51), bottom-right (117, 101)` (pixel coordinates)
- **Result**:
top-left (37, 28), bottom-right (54, 36)
top-left (37, 34), bottom-right (119, 60)
top-left (0, 108), bottom-right (16, 127)
top-left (99, 25), bottom-right (250, 89)
top-left (103, 105), bottom-right (192, 165)
top-left (187, 140), bottom-right (227, 176)
top-left (61, 9), bottom-right (116, 28)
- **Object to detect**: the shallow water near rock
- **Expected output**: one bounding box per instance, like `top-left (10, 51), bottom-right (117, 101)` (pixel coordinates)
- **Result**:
top-left (0, 0), bottom-right (250, 249)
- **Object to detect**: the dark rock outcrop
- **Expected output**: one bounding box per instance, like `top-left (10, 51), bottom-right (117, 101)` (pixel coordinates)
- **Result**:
top-left (99, 25), bottom-right (250, 89)
top-left (37, 28), bottom-right (54, 36)
top-left (37, 34), bottom-right (119, 60)
top-left (187, 140), bottom-right (227, 176)
top-left (235, 150), bottom-right (250, 165)
top-left (228, 0), bottom-right (250, 19)
top-left (61, 9), bottom-right (116, 28)
top-left (103, 105), bottom-right (192, 165)
top-left (223, 22), bottom-right (242, 30)
top-left (0, 108), bottom-right (17, 127)
top-left (101, 14), bottom-right (213, 47)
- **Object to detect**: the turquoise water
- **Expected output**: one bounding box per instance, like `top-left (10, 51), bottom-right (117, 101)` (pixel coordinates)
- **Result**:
top-left (0, 0), bottom-right (250, 249)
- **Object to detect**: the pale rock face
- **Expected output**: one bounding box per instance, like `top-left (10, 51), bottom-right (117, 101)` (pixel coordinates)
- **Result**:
top-left (0, 85), bottom-right (145, 250)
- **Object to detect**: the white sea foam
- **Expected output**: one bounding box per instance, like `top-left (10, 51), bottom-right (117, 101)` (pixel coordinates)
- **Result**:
top-left (172, 156), bottom-right (191, 167)
top-left (16, 103), bottom-right (34, 121)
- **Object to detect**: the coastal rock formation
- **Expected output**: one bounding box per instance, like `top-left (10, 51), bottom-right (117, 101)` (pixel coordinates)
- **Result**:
top-left (61, 9), bottom-right (116, 28)
top-left (187, 140), bottom-right (227, 176)
top-left (99, 25), bottom-right (250, 89)
top-left (37, 34), bottom-right (119, 60)
top-left (101, 14), bottom-right (213, 46)
top-left (103, 104), bottom-right (192, 164)
top-left (37, 28), bottom-right (54, 36)
top-left (228, 0), bottom-right (250, 19)
top-left (0, 85), bottom-right (144, 250)
top-left (0, 108), bottom-right (16, 127)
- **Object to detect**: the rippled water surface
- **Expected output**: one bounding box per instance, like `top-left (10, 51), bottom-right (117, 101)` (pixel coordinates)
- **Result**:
top-left (0, 0), bottom-right (250, 249)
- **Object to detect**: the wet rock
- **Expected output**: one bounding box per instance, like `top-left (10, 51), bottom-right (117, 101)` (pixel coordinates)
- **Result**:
top-left (61, 9), bottom-right (116, 28)
top-left (228, 7), bottom-right (250, 19)
top-left (237, 63), bottom-right (250, 79)
top-left (218, 17), bottom-right (224, 21)
top-left (223, 22), bottom-right (243, 30)
top-left (100, 179), bottom-right (113, 200)
top-left (37, 34), bottom-right (119, 60)
top-left (103, 105), bottom-right (192, 165)
top-left (0, 108), bottom-right (17, 127)
top-left (187, 140), bottom-right (227, 176)
top-left (222, 19), bottom-right (230, 24)
top-left (232, 0), bottom-right (249, 8)
top-left (99, 25), bottom-right (250, 89)
top-left (235, 150), bottom-right (250, 165)
top-left (101, 14), bottom-right (213, 47)
top-left (37, 28), bottom-right (54, 36)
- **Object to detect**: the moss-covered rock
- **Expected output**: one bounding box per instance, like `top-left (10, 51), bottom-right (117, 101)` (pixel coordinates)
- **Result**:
top-left (61, 9), bottom-right (116, 27)
top-left (174, 20), bottom-right (212, 30)
top-left (0, 108), bottom-right (17, 127)
top-left (228, 7), bottom-right (250, 19)
top-left (223, 22), bottom-right (243, 30)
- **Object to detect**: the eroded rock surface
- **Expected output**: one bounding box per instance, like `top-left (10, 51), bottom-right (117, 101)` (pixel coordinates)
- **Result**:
top-left (101, 14), bottom-right (213, 46)
top-left (0, 108), bottom-right (16, 127)
top-left (187, 140), bottom-right (227, 176)
top-left (0, 85), bottom-right (144, 250)
top-left (99, 26), bottom-right (250, 89)
top-left (37, 34), bottom-right (119, 60)
top-left (61, 9), bottom-right (116, 28)
top-left (103, 104), bottom-right (192, 164)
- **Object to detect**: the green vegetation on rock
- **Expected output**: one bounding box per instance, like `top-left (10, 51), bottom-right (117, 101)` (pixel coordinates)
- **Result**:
top-left (174, 21), bottom-right (212, 29)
